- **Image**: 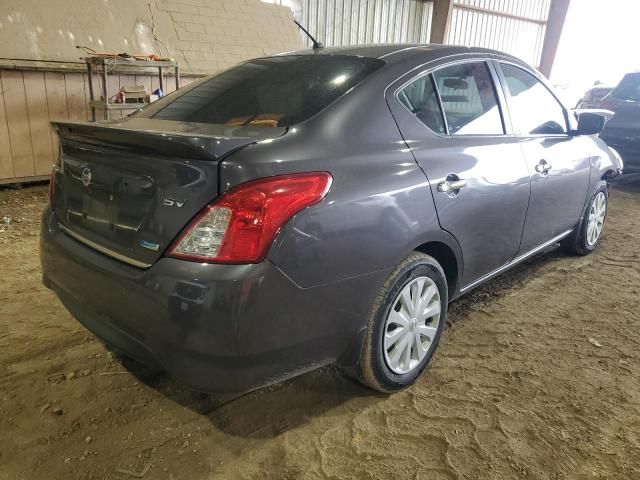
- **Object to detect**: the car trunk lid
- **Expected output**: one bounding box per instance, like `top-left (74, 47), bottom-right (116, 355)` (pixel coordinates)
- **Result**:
top-left (51, 118), bottom-right (284, 268)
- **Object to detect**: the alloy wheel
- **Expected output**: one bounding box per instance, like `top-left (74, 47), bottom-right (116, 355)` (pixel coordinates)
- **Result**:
top-left (586, 191), bottom-right (606, 246)
top-left (383, 276), bottom-right (441, 374)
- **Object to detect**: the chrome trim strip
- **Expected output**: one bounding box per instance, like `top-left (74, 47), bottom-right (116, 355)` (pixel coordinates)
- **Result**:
top-left (460, 229), bottom-right (573, 293)
top-left (58, 224), bottom-right (152, 269)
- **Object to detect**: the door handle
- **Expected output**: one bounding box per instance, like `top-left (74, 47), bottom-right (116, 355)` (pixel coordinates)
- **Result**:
top-left (535, 159), bottom-right (552, 174)
top-left (437, 177), bottom-right (467, 193)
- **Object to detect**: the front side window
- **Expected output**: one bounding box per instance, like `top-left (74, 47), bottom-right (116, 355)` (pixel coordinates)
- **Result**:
top-left (138, 55), bottom-right (385, 127)
top-left (432, 62), bottom-right (504, 135)
top-left (499, 63), bottom-right (567, 135)
top-left (397, 74), bottom-right (446, 134)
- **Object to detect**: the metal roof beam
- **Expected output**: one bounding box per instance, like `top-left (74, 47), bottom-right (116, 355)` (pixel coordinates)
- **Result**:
top-left (539, 0), bottom-right (571, 77)
top-left (429, 0), bottom-right (454, 44)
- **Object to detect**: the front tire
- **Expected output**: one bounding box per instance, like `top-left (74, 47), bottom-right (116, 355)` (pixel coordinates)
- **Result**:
top-left (565, 185), bottom-right (608, 256)
top-left (355, 252), bottom-right (448, 392)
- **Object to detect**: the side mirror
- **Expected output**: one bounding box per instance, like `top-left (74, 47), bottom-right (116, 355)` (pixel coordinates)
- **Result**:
top-left (573, 112), bottom-right (607, 136)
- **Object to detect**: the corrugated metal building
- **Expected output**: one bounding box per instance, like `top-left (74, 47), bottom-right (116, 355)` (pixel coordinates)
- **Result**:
top-left (298, 0), bottom-right (434, 46)
top-left (447, 0), bottom-right (550, 67)
top-left (0, 0), bottom-right (569, 184)
top-left (273, 0), bottom-right (553, 69)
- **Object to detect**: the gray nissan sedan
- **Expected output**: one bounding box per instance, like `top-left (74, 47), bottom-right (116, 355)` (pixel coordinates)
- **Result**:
top-left (41, 45), bottom-right (623, 393)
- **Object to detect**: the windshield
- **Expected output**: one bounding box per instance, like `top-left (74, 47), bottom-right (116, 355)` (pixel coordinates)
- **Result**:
top-left (138, 55), bottom-right (385, 127)
top-left (611, 73), bottom-right (640, 101)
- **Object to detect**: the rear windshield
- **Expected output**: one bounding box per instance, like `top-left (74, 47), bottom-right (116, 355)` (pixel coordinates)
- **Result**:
top-left (139, 55), bottom-right (385, 127)
top-left (611, 73), bottom-right (640, 101)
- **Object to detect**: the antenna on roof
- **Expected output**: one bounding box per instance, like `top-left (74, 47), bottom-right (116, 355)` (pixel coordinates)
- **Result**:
top-left (294, 20), bottom-right (323, 50)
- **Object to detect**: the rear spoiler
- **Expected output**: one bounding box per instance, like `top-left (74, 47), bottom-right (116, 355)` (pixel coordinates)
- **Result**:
top-left (51, 120), bottom-right (278, 161)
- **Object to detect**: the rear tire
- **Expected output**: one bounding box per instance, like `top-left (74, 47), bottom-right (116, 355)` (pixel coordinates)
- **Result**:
top-left (565, 184), bottom-right (608, 256)
top-left (355, 252), bottom-right (448, 392)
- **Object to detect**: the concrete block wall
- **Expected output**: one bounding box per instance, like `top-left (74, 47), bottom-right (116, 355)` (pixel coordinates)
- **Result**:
top-left (156, 0), bottom-right (303, 73)
top-left (0, 0), bottom-right (303, 74)
top-left (0, 0), bottom-right (303, 182)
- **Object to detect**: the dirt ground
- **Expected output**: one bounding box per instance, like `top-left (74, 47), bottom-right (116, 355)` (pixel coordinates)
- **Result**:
top-left (1, 176), bottom-right (639, 480)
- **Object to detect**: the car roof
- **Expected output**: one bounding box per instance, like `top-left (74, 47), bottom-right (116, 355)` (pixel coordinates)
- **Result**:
top-left (280, 43), bottom-right (522, 65)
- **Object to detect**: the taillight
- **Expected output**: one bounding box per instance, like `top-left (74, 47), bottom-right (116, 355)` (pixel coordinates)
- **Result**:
top-left (167, 172), bottom-right (332, 264)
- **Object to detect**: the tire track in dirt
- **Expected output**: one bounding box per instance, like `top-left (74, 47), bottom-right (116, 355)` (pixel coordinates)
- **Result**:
top-left (1, 183), bottom-right (640, 480)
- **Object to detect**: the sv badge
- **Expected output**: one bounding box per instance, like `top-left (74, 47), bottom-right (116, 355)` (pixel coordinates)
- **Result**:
top-left (163, 198), bottom-right (187, 208)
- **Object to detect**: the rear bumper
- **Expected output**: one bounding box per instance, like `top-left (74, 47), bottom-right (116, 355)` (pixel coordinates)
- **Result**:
top-left (40, 208), bottom-right (384, 392)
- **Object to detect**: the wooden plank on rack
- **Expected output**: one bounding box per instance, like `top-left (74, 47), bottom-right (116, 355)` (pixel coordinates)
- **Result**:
top-left (137, 74), bottom-right (152, 98)
top-left (64, 73), bottom-right (86, 121)
top-left (1, 70), bottom-right (35, 177)
top-left (23, 71), bottom-right (55, 175)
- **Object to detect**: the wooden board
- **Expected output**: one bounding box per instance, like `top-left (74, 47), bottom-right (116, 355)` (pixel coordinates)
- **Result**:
top-left (64, 73), bottom-right (87, 122)
top-left (81, 73), bottom-right (91, 121)
top-left (23, 71), bottom-right (55, 175)
top-left (0, 67), bottom-right (206, 183)
top-left (89, 69), bottom-right (103, 102)
top-left (0, 74), bottom-right (15, 179)
top-left (80, 73), bottom-right (89, 120)
top-left (44, 72), bottom-right (69, 162)
top-left (1, 70), bottom-right (35, 177)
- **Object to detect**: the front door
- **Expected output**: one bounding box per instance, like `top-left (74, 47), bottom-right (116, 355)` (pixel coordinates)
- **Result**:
top-left (496, 62), bottom-right (591, 252)
top-left (388, 60), bottom-right (531, 287)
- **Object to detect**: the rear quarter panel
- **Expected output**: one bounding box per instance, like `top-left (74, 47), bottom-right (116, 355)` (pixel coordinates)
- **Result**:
top-left (571, 135), bottom-right (620, 224)
top-left (219, 67), bottom-right (461, 290)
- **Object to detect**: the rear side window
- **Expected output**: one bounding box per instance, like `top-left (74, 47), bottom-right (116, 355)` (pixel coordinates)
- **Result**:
top-left (499, 63), bottom-right (567, 135)
top-left (433, 62), bottom-right (504, 135)
top-left (397, 74), bottom-right (446, 134)
top-left (139, 56), bottom-right (385, 127)
top-left (611, 73), bottom-right (640, 101)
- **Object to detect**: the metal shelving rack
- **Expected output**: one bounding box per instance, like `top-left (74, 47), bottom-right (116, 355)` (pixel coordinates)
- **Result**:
top-left (85, 56), bottom-right (180, 121)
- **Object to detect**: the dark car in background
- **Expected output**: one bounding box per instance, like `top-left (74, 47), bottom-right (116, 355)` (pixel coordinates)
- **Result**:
top-left (600, 72), bottom-right (640, 171)
top-left (41, 45), bottom-right (622, 394)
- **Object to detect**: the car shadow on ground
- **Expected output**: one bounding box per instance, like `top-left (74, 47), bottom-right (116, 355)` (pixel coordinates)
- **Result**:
top-left (112, 168), bottom-right (640, 440)
top-left (115, 355), bottom-right (380, 437)
top-left (113, 244), bottom-right (568, 438)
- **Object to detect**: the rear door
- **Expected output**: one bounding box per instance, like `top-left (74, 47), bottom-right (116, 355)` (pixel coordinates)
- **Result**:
top-left (387, 59), bottom-right (531, 288)
top-left (495, 62), bottom-right (591, 252)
